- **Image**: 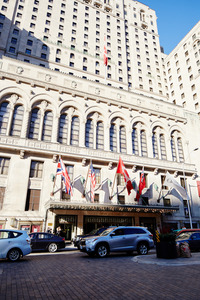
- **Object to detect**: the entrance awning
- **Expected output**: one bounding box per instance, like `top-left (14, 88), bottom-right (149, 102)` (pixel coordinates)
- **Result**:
top-left (46, 201), bottom-right (179, 214)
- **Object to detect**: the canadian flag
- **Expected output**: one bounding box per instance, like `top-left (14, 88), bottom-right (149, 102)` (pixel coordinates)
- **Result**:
top-left (136, 168), bottom-right (146, 201)
top-left (104, 35), bottom-right (108, 66)
top-left (116, 157), bottom-right (133, 195)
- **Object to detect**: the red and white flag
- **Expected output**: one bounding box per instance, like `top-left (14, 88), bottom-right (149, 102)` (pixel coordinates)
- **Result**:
top-left (56, 158), bottom-right (73, 196)
top-left (104, 35), bottom-right (108, 66)
top-left (89, 162), bottom-right (96, 202)
top-left (136, 168), bottom-right (146, 201)
top-left (116, 157), bottom-right (133, 195)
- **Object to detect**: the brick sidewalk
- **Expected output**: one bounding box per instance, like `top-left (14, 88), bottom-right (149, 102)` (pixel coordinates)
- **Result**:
top-left (0, 251), bottom-right (199, 300)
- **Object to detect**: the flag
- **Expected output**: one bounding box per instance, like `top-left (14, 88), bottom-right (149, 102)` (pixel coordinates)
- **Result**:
top-left (57, 158), bottom-right (73, 196)
top-left (164, 171), bottom-right (187, 199)
top-left (73, 175), bottom-right (85, 195)
top-left (197, 181), bottom-right (200, 197)
top-left (88, 162), bottom-right (96, 202)
top-left (104, 35), bottom-right (108, 66)
top-left (100, 178), bottom-right (111, 203)
top-left (136, 168), bottom-right (146, 201)
top-left (154, 183), bottom-right (159, 192)
top-left (116, 157), bottom-right (133, 195)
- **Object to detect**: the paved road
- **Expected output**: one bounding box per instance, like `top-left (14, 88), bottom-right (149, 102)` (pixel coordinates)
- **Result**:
top-left (0, 248), bottom-right (200, 300)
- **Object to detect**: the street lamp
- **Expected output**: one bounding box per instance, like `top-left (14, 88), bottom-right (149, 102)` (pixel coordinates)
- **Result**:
top-left (182, 147), bottom-right (199, 229)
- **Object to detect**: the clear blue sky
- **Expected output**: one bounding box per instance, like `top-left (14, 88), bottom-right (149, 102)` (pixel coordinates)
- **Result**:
top-left (139, 0), bottom-right (200, 54)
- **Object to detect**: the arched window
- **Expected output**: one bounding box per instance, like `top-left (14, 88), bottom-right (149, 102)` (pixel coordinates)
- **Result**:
top-left (171, 136), bottom-right (177, 161)
top-left (160, 134), bottom-right (166, 160)
top-left (58, 114), bottom-right (68, 144)
top-left (42, 111), bottom-right (53, 142)
top-left (70, 116), bottom-right (79, 145)
top-left (85, 119), bottom-right (93, 148)
top-left (29, 108), bottom-right (41, 140)
top-left (0, 102), bottom-right (11, 135)
top-left (110, 123), bottom-right (117, 152)
top-left (10, 105), bottom-right (24, 137)
top-left (152, 132), bottom-right (158, 158)
top-left (96, 121), bottom-right (104, 150)
top-left (132, 127), bottom-right (139, 155)
top-left (141, 130), bottom-right (147, 157)
top-left (119, 126), bottom-right (126, 153)
top-left (177, 137), bottom-right (184, 162)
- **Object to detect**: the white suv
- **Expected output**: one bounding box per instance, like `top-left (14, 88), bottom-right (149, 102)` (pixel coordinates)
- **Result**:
top-left (80, 226), bottom-right (154, 258)
top-left (0, 229), bottom-right (31, 261)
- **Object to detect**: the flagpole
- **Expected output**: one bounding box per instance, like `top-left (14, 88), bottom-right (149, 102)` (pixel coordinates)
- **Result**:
top-left (84, 160), bottom-right (91, 197)
top-left (110, 159), bottom-right (119, 199)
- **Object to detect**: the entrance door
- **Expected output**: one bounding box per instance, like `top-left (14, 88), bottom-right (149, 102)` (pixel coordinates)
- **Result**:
top-left (64, 225), bottom-right (72, 241)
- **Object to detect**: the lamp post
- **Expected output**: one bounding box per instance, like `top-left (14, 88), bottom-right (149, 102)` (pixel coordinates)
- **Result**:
top-left (182, 147), bottom-right (199, 229)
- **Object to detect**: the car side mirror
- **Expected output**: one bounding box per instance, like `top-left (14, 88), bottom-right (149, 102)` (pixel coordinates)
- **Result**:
top-left (110, 233), bottom-right (116, 237)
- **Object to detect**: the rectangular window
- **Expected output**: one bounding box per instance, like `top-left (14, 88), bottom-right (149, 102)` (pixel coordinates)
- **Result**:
top-left (9, 46), bottom-right (15, 53)
top-left (0, 187), bottom-right (5, 210)
top-left (25, 48), bottom-right (31, 54)
top-left (11, 37), bottom-right (17, 44)
top-left (29, 161), bottom-right (43, 178)
top-left (0, 158), bottom-right (10, 175)
top-left (25, 189), bottom-right (40, 211)
top-left (27, 39), bottom-right (33, 46)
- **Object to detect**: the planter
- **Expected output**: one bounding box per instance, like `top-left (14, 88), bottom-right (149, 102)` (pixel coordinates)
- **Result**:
top-left (156, 241), bottom-right (177, 259)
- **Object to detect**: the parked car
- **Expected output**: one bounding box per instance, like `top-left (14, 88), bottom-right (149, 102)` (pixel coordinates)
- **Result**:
top-left (79, 226), bottom-right (154, 258)
top-left (176, 228), bottom-right (200, 237)
top-left (29, 232), bottom-right (65, 253)
top-left (176, 231), bottom-right (200, 252)
top-left (72, 227), bottom-right (110, 249)
top-left (0, 229), bottom-right (31, 262)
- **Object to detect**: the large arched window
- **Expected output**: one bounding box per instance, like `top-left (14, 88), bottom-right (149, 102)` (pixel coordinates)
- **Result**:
top-left (141, 130), bottom-right (147, 157)
top-left (177, 137), bottom-right (184, 162)
top-left (160, 134), bottom-right (167, 160)
top-left (70, 116), bottom-right (79, 146)
top-left (0, 102), bottom-right (11, 135)
top-left (171, 136), bottom-right (177, 161)
top-left (58, 114), bottom-right (68, 144)
top-left (29, 108), bottom-right (41, 140)
top-left (171, 131), bottom-right (184, 162)
top-left (152, 132), bottom-right (158, 158)
top-left (132, 127), bottom-right (139, 155)
top-left (85, 119), bottom-right (93, 148)
top-left (110, 123), bottom-right (117, 152)
top-left (119, 126), bottom-right (126, 153)
top-left (10, 105), bottom-right (24, 137)
top-left (96, 121), bottom-right (104, 150)
top-left (42, 111), bottom-right (53, 142)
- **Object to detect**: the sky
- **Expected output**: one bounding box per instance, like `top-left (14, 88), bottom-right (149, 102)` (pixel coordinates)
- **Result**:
top-left (138, 0), bottom-right (200, 54)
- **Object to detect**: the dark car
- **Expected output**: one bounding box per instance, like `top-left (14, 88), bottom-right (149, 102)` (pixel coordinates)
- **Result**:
top-left (72, 227), bottom-right (109, 249)
top-left (176, 228), bottom-right (200, 237)
top-left (176, 231), bottom-right (200, 252)
top-left (29, 232), bottom-right (65, 253)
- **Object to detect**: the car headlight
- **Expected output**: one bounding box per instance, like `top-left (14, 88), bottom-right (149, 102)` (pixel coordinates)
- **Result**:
top-left (86, 238), bottom-right (98, 244)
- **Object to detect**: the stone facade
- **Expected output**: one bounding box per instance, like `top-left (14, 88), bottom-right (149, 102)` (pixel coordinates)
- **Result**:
top-left (0, 1), bottom-right (200, 238)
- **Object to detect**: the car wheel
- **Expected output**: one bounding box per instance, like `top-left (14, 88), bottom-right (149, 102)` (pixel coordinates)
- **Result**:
top-left (137, 243), bottom-right (148, 255)
top-left (8, 248), bottom-right (21, 262)
top-left (48, 243), bottom-right (58, 253)
top-left (96, 244), bottom-right (108, 258)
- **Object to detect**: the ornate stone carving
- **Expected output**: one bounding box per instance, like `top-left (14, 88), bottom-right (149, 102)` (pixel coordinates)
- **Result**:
top-left (71, 81), bottom-right (77, 88)
top-left (10, 94), bottom-right (19, 103)
top-left (108, 162), bottom-right (113, 170)
top-left (20, 150), bottom-right (25, 159)
top-left (53, 154), bottom-right (58, 163)
top-left (45, 74), bottom-right (51, 82)
top-left (82, 158), bottom-right (86, 167)
top-left (174, 171), bottom-right (178, 178)
top-left (41, 100), bottom-right (48, 110)
top-left (16, 66), bottom-right (24, 74)
top-left (132, 165), bottom-right (137, 173)
top-left (154, 168), bottom-right (158, 175)
top-left (95, 88), bottom-right (100, 95)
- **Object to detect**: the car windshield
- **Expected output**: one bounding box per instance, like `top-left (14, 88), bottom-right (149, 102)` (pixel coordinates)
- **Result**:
top-left (99, 227), bottom-right (117, 236)
top-left (89, 228), bottom-right (100, 235)
top-left (176, 232), bottom-right (193, 240)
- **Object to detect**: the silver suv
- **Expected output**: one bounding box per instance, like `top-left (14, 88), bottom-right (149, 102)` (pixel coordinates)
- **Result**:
top-left (80, 226), bottom-right (154, 258)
